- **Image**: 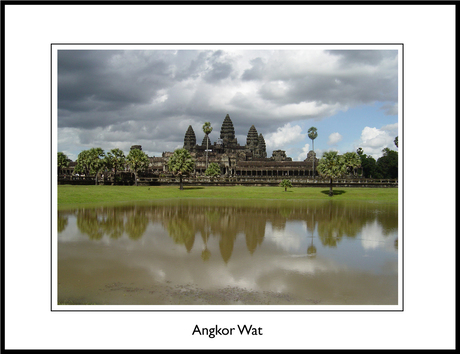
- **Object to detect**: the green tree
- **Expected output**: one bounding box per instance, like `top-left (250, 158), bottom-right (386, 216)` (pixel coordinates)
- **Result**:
top-left (342, 152), bottom-right (361, 176)
top-left (88, 148), bottom-right (106, 185)
top-left (74, 148), bottom-right (105, 184)
top-left (394, 136), bottom-right (398, 148)
top-left (126, 148), bottom-right (150, 186)
top-left (279, 179), bottom-right (293, 192)
top-left (308, 127), bottom-right (318, 151)
top-left (202, 122), bottom-right (213, 169)
top-left (74, 149), bottom-right (92, 177)
top-left (359, 153), bottom-right (379, 178)
top-left (168, 148), bottom-right (195, 190)
top-left (205, 162), bottom-right (221, 179)
top-left (377, 148), bottom-right (398, 179)
top-left (317, 151), bottom-right (347, 197)
top-left (104, 148), bottom-right (126, 183)
top-left (308, 127), bottom-right (318, 177)
top-left (57, 152), bottom-right (70, 176)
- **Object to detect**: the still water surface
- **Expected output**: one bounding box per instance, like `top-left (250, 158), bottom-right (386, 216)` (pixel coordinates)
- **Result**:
top-left (58, 199), bottom-right (398, 306)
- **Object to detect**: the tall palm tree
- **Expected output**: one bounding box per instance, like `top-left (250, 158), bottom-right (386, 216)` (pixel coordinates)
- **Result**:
top-left (308, 127), bottom-right (318, 151)
top-left (308, 127), bottom-right (318, 177)
top-left (202, 122), bottom-right (213, 169)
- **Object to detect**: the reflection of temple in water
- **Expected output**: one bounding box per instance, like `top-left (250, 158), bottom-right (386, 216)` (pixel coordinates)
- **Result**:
top-left (59, 200), bottom-right (397, 262)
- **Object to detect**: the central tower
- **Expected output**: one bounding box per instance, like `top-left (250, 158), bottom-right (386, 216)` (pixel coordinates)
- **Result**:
top-left (219, 114), bottom-right (238, 146)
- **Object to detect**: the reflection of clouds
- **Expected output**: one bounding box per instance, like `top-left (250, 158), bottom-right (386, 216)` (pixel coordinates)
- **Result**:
top-left (58, 203), bottom-right (398, 304)
top-left (360, 220), bottom-right (394, 251)
top-left (264, 221), bottom-right (308, 254)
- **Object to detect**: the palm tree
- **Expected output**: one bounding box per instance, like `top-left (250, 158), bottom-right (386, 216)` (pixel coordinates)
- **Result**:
top-left (87, 147), bottom-right (105, 185)
top-left (202, 122), bottom-right (213, 169)
top-left (168, 148), bottom-right (195, 190)
top-left (342, 152), bottom-right (361, 177)
top-left (57, 152), bottom-right (70, 176)
top-left (317, 151), bottom-right (347, 196)
top-left (308, 127), bottom-right (318, 151)
top-left (126, 148), bottom-right (150, 186)
top-left (104, 148), bottom-right (126, 183)
top-left (279, 179), bottom-right (293, 192)
top-left (308, 127), bottom-right (318, 177)
top-left (74, 149), bottom-right (92, 177)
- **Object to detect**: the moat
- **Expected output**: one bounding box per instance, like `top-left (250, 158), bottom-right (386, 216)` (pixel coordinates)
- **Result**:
top-left (57, 199), bottom-right (399, 307)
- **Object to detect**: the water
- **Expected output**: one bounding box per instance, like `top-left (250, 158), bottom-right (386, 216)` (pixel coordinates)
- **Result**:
top-left (57, 199), bottom-right (399, 306)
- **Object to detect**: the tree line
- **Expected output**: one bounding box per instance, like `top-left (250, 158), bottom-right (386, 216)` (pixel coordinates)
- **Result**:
top-left (58, 147), bottom-right (151, 186)
top-left (58, 133), bottom-right (398, 193)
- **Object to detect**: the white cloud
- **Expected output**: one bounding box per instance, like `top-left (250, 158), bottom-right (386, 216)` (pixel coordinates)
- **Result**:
top-left (297, 143), bottom-right (311, 161)
top-left (327, 132), bottom-right (343, 146)
top-left (265, 123), bottom-right (307, 149)
top-left (355, 124), bottom-right (398, 159)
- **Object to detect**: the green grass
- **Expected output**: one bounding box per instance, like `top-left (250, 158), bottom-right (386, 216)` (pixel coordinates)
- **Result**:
top-left (58, 184), bottom-right (398, 210)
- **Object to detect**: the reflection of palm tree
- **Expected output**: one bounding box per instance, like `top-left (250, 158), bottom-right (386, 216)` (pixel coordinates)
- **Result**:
top-left (57, 213), bottom-right (68, 233)
top-left (76, 209), bottom-right (104, 240)
top-left (102, 208), bottom-right (124, 239)
top-left (306, 221), bottom-right (317, 258)
top-left (166, 213), bottom-right (195, 252)
top-left (219, 233), bottom-right (235, 264)
top-left (200, 214), bottom-right (212, 261)
top-left (245, 218), bottom-right (265, 255)
top-left (125, 211), bottom-right (149, 240)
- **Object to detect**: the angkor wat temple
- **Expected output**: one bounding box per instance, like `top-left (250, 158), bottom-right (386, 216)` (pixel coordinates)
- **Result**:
top-left (151, 114), bottom-right (319, 177)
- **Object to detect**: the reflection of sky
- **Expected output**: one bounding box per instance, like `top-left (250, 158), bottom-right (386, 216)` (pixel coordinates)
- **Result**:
top-left (59, 210), bottom-right (398, 297)
top-left (263, 219), bottom-right (397, 275)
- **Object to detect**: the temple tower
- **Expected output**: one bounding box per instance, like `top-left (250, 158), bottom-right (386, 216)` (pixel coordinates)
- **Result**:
top-left (246, 125), bottom-right (259, 150)
top-left (257, 133), bottom-right (267, 158)
top-left (184, 125), bottom-right (196, 151)
top-left (220, 114), bottom-right (237, 146)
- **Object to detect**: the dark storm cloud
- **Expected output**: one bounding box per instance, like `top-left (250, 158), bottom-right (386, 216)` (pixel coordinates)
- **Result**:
top-left (326, 50), bottom-right (397, 66)
top-left (58, 50), bottom-right (174, 128)
top-left (57, 48), bottom-right (399, 160)
top-left (241, 57), bottom-right (266, 81)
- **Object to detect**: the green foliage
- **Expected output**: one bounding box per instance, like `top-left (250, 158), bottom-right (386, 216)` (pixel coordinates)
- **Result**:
top-left (168, 148), bottom-right (195, 190)
top-left (356, 147), bottom-right (398, 179)
top-left (74, 148), bottom-right (105, 184)
top-left (317, 151), bottom-right (347, 196)
top-left (279, 179), bottom-right (293, 192)
top-left (308, 127), bottom-right (318, 151)
top-left (126, 148), bottom-right (150, 185)
top-left (342, 152), bottom-right (361, 176)
top-left (377, 148), bottom-right (398, 179)
top-left (202, 122), bottom-right (213, 136)
top-left (317, 151), bottom-right (347, 179)
top-left (74, 149), bottom-right (92, 176)
top-left (57, 152), bottom-right (70, 174)
top-left (105, 148), bottom-right (126, 177)
top-left (359, 153), bottom-right (379, 178)
top-left (205, 162), bottom-right (221, 177)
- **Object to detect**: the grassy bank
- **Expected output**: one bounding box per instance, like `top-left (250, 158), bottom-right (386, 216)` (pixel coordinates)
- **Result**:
top-left (58, 184), bottom-right (398, 209)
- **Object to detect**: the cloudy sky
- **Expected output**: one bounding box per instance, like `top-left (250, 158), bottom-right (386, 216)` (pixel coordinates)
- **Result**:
top-left (57, 46), bottom-right (399, 161)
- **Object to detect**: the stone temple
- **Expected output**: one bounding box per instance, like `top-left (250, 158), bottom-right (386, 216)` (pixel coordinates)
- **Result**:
top-left (150, 114), bottom-right (319, 177)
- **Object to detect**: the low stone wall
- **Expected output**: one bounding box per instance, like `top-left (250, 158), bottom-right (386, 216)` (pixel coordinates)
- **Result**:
top-left (58, 176), bottom-right (398, 188)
